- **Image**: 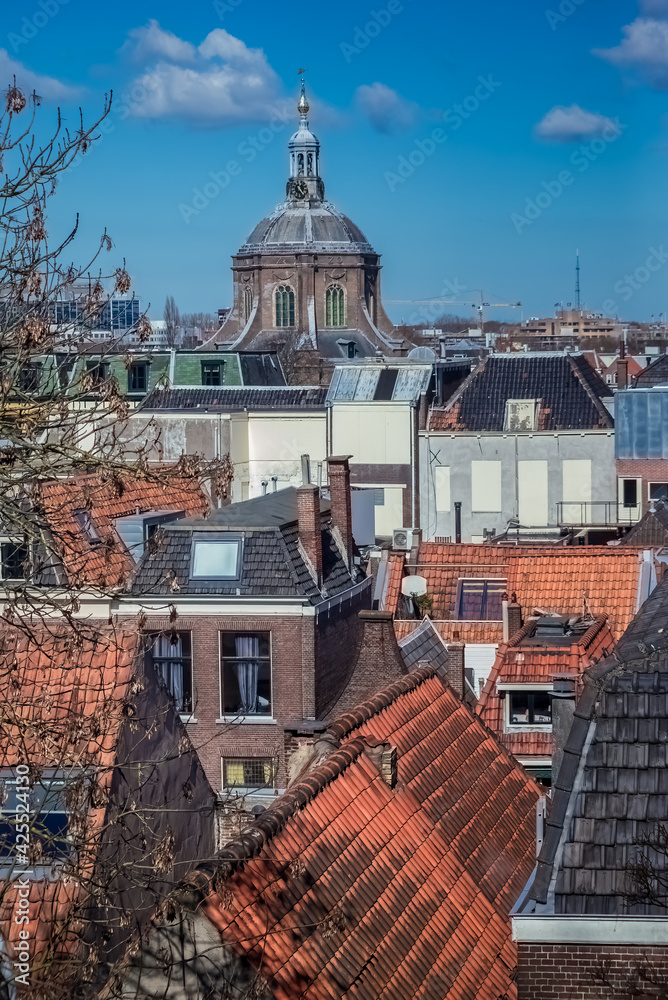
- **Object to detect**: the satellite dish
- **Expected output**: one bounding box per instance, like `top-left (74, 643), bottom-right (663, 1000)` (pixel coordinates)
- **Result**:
top-left (408, 346), bottom-right (437, 361)
top-left (402, 575), bottom-right (427, 597)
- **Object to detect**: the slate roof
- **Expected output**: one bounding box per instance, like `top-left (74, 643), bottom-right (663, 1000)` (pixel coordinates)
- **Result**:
top-left (140, 386), bottom-right (328, 411)
top-left (397, 615), bottom-right (452, 673)
top-left (39, 473), bottom-right (208, 589)
top-left (127, 666), bottom-right (540, 1000)
top-left (525, 573), bottom-right (668, 914)
top-left (619, 500), bottom-right (668, 547)
top-left (428, 353), bottom-right (614, 431)
top-left (632, 352), bottom-right (668, 388)
top-left (237, 351), bottom-right (286, 386)
top-left (476, 615), bottom-right (614, 761)
top-left (398, 542), bottom-right (648, 639)
top-left (131, 486), bottom-right (362, 603)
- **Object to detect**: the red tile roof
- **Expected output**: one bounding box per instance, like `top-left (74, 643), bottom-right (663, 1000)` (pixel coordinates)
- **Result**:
top-left (0, 628), bottom-right (139, 987)
top-left (397, 543), bottom-right (647, 639)
top-left (476, 616), bottom-right (615, 760)
top-left (378, 551), bottom-right (405, 612)
top-left (191, 667), bottom-right (540, 999)
top-left (394, 618), bottom-right (503, 645)
top-left (39, 472), bottom-right (208, 588)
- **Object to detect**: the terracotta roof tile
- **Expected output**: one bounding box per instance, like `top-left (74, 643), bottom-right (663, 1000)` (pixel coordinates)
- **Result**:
top-left (39, 472), bottom-right (208, 588)
top-left (181, 666), bottom-right (539, 999)
top-left (396, 543), bottom-right (646, 639)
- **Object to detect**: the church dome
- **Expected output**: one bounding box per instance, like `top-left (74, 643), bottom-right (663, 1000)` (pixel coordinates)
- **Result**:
top-left (238, 77), bottom-right (375, 257)
top-left (240, 203), bottom-right (374, 255)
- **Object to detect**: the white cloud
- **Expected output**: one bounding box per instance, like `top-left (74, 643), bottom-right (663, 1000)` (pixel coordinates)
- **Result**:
top-left (122, 23), bottom-right (287, 127)
top-left (594, 17), bottom-right (668, 88)
top-left (0, 49), bottom-right (80, 103)
top-left (122, 20), bottom-right (196, 64)
top-left (534, 104), bottom-right (618, 142)
top-left (355, 83), bottom-right (419, 133)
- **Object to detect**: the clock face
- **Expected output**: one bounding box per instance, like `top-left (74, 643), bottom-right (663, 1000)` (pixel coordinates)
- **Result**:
top-left (293, 179), bottom-right (308, 200)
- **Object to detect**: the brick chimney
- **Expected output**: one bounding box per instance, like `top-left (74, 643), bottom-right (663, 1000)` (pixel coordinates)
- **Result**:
top-left (297, 485), bottom-right (322, 585)
top-left (327, 455), bottom-right (353, 569)
top-left (507, 595), bottom-right (523, 638)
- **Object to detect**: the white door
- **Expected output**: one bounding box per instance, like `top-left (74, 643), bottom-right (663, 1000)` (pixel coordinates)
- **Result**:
top-left (518, 460), bottom-right (549, 526)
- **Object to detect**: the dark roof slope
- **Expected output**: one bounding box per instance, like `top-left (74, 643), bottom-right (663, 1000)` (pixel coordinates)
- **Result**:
top-left (237, 351), bottom-right (285, 385)
top-left (526, 573), bottom-right (668, 914)
top-left (131, 487), bottom-right (362, 603)
top-left (140, 386), bottom-right (327, 411)
top-left (428, 353), bottom-right (614, 431)
top-left (619, 500), bottom-right (668, 547)
top-left (633, 353), bottom-right (668, 388)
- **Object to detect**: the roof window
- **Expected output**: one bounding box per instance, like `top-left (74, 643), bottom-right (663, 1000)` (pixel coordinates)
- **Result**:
top-left (190, 537), bottom-right (242, 580)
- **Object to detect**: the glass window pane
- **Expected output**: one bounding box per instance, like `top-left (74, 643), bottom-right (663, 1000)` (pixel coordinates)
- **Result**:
top-left (192, 540), bottom-right (239, 578)
top-left (532, 692), bottom-right (552, 724)
top-left (510, 692), bottom-right (530, 724)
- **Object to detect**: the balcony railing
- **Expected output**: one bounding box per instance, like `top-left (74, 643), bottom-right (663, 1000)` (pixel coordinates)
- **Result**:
top-left (556, 501), bottom-right (640, 527)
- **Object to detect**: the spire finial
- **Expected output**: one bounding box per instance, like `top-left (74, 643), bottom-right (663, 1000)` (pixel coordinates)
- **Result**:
top-left (297, 69), bottom-right (309, 116)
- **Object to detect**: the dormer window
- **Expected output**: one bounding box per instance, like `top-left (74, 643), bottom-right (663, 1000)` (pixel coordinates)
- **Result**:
top-left (128, 362), bottom-right (149, 394)
top-left (455, 578), bottom-right (507, 620)
top-left (190, 537), bottom-right (242, 580)
top-left (73, 510), bottom-right (101, 546)
top-left (201, 361), bottom-right (223, 386)
top-left (504, 399), bottom-right (538, 431)
top-left (508, 691), bottom-right (552, 727)
top-left (115, 510), bottom-right (185, 559)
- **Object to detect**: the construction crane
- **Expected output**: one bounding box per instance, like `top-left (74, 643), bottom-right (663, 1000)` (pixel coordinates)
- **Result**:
top-left (387, 288), bottom-right (521, 343)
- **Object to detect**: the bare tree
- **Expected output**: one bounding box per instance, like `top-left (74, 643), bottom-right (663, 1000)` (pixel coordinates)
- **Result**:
top-left (163, 296), bottom-right (180, 348)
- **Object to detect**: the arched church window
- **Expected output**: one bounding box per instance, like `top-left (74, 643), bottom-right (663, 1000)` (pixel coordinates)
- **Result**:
top-left (243, 286), bottom-right (253, 322)
top-left (297, 153), bottom-right (304, 176)
top-left (275, 285), bottom-right (295, 327)
top-left (307, 152), bottom-right (313, 174)
top-left (326, 284), bottom-right (345, 327)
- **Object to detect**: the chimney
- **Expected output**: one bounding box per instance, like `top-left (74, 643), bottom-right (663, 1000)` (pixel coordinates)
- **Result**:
top-left (443, 642), bottom-right (465, 699)
top-left (327, 455), bottom-right (353, 569)
top-left (551, 675), bottom-right (577, 785)
top-left (454, 501), bottom-right (462, 543)
top-left (507, 594), bottom-right (523, 638)
top-left (617, 357), bottom-right (628, 390)
top-left (297, 485), bottom-right (322, 585)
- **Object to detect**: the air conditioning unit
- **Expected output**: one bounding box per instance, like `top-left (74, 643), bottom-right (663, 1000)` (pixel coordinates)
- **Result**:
top-left (393, 528), bottom-right (418, 551)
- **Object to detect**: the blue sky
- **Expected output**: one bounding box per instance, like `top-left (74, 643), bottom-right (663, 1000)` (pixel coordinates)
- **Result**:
top-left (6, 0), bottom-right (668, 324)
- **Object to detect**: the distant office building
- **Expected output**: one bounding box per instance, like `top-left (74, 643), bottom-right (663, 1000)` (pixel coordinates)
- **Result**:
top-left (520, 308), bottom-right (620, 339)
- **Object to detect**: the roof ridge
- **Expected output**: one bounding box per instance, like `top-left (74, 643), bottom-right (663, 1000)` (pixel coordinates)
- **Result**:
top-left (182, 739), bottom-right (368, 887)
top-left (567, 353), bottom-right (614, 427)
top-left (327, 664), bottom-right (438, 739)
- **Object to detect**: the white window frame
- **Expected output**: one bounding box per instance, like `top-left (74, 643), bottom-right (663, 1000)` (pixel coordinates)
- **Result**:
top-left (503, 685), bottom-right (553, 732)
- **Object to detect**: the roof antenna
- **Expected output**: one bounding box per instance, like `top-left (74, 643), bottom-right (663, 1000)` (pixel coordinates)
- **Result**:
top-left (575, 250), bottom-right (581, 314)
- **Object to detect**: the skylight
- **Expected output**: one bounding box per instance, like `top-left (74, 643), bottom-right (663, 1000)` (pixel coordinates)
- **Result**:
top-left (191, 538), bottom-right (241, 579)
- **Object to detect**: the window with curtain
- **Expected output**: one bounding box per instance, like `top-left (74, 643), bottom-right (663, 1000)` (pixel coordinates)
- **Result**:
top-left (326, 284), bottom-right (345, 327)
top-left (274, 285), bottom-right (295, 328)
top-left (223, 758), bottom-right (274, 788)
top-left (221, 632), bottom-right (271, 716)
top-left (148, 632), bottom-right (193, 714)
